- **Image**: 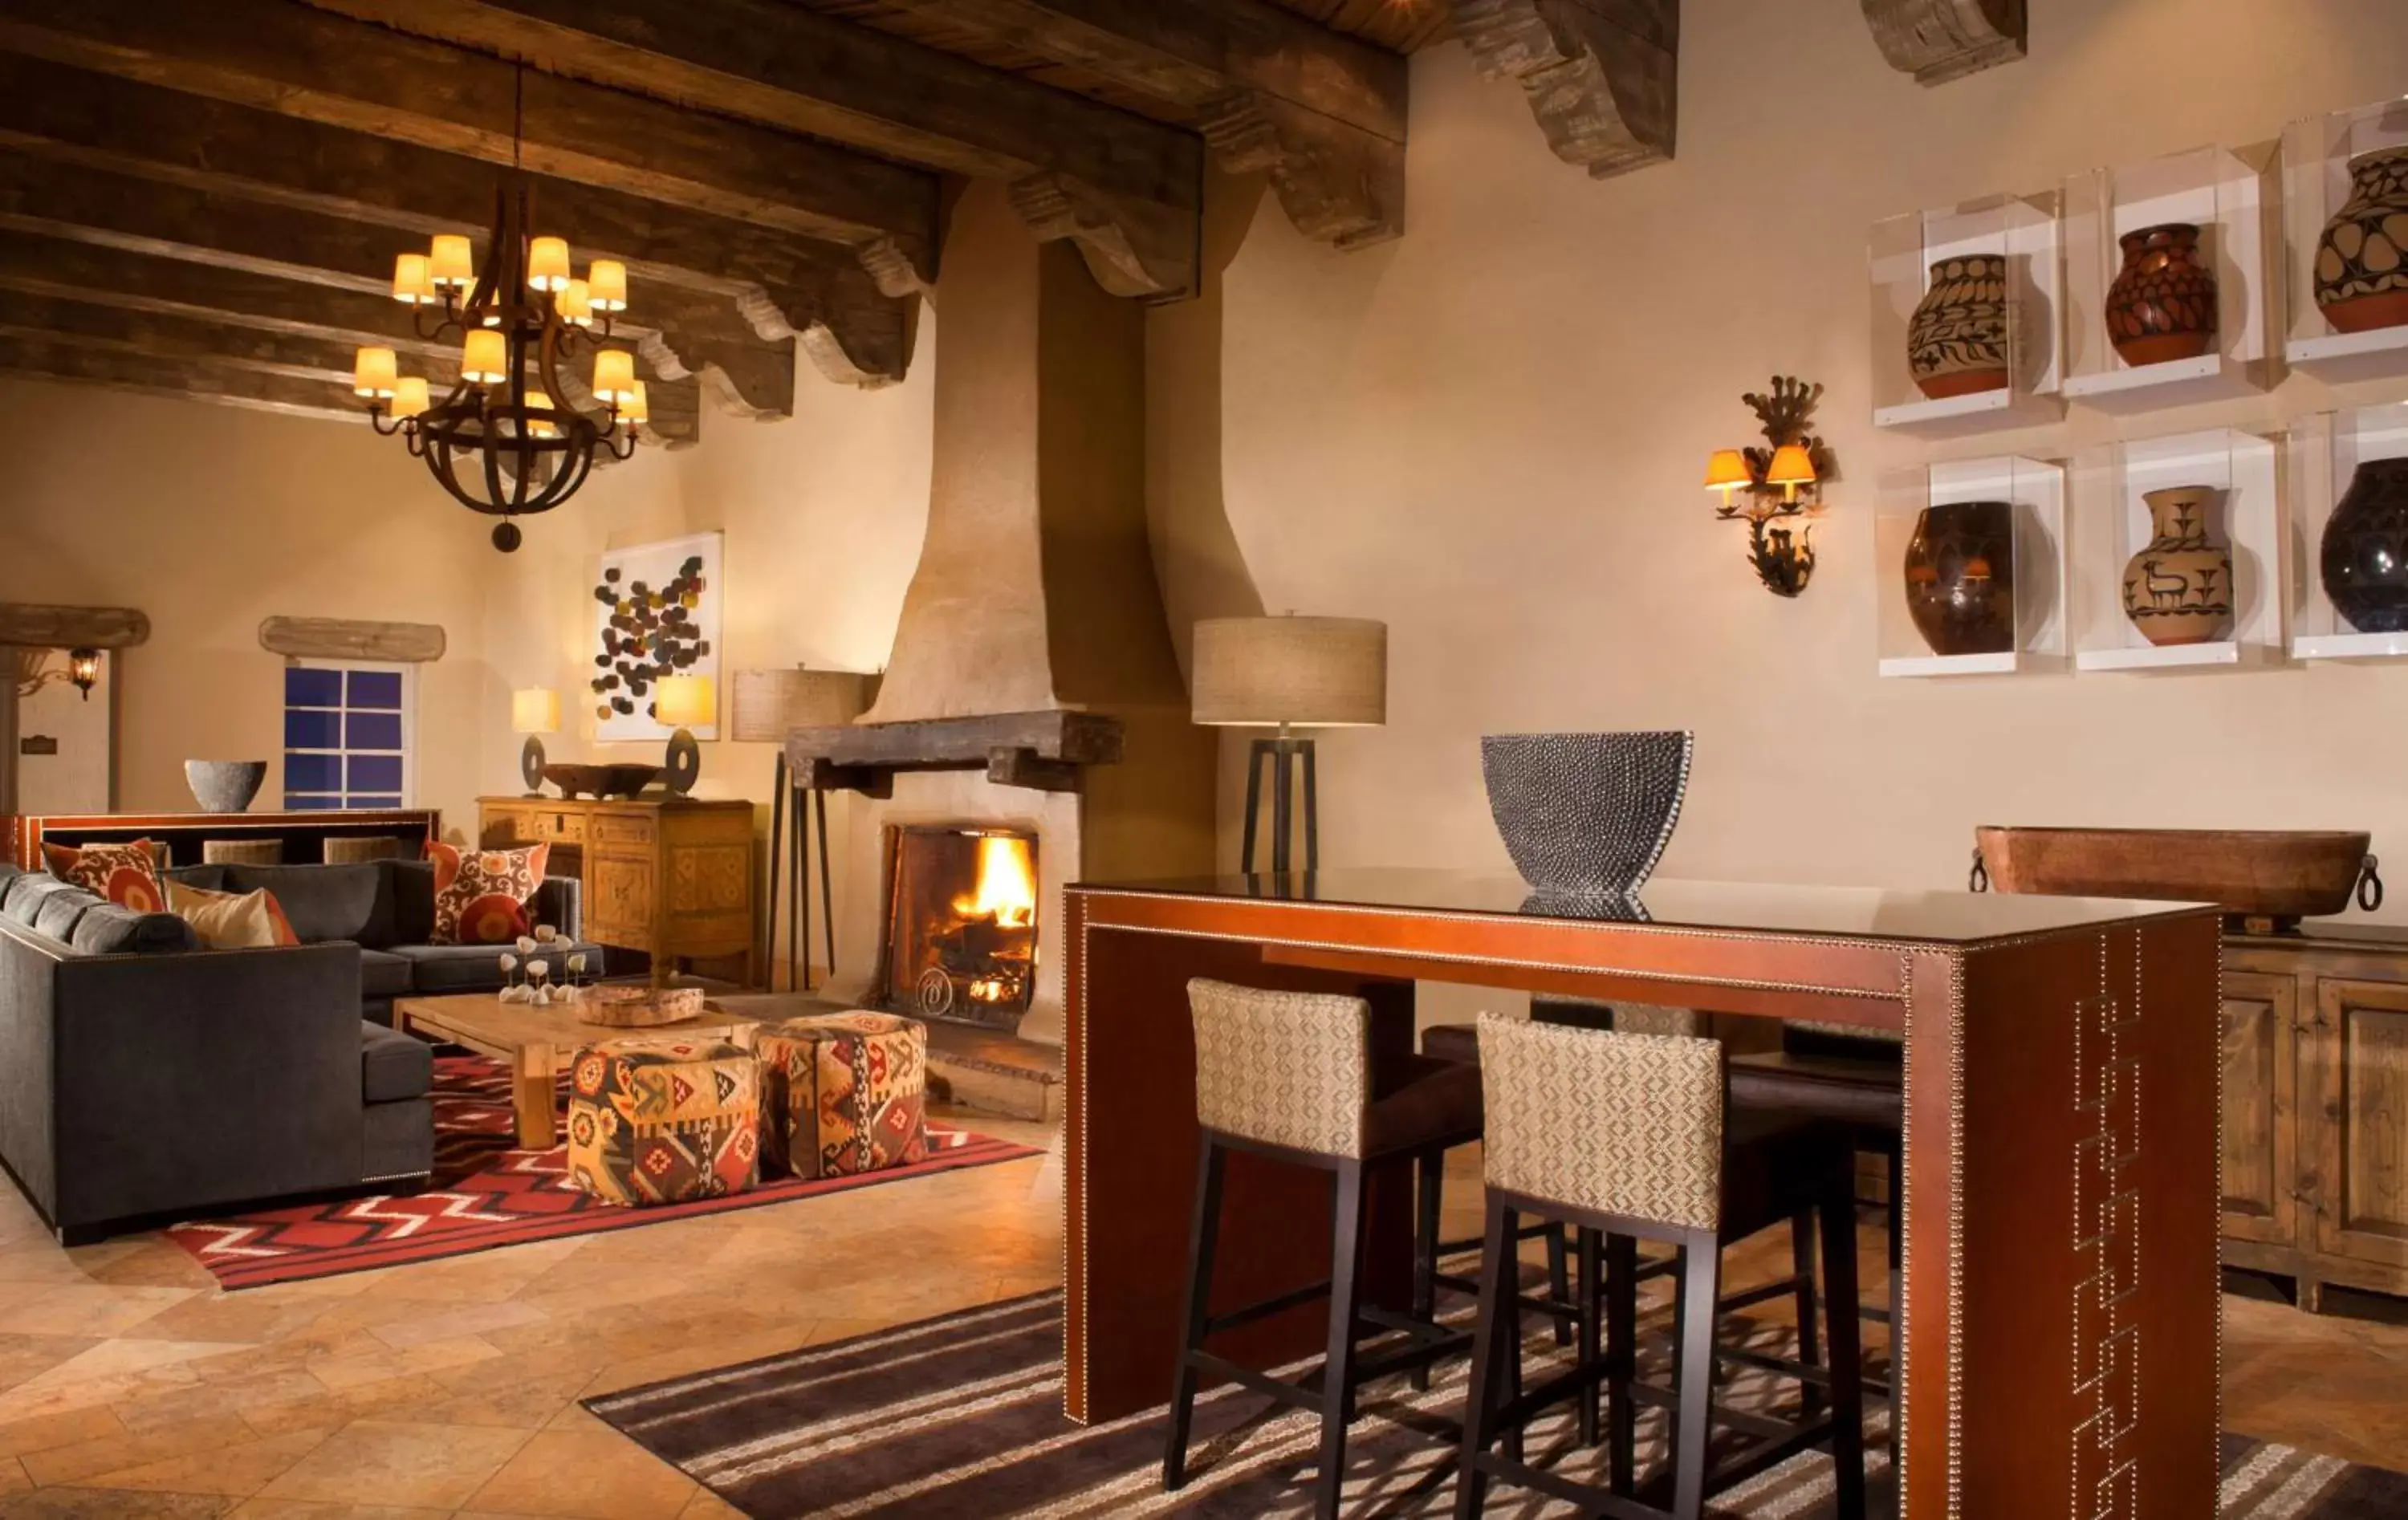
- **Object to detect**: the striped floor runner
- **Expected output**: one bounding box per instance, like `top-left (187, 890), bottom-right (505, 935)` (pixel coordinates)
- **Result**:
top-left (586, 1288), bottom-right (2408, 1518)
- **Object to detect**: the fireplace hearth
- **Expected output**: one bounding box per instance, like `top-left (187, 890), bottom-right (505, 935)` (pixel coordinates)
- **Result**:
top-left (873, 825), bottom-right (1039, 1031)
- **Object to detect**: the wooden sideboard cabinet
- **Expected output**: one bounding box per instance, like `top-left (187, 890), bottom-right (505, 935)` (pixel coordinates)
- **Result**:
top-left (2223, 925), bottom-right (2408, 1310)
top-left (478, 795), bottom-right (756, 987)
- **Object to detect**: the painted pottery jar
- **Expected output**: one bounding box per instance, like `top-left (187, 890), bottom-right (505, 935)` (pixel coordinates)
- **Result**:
top-left (1906, 254), bottom-right (2011, 400)
top-left (2105, 222), bottom-right (2218, 367)
top-left (2120, 486), bottom-right (2233, 646)
top-left (2315, 144), bottom-right (2408, 335)
top-left (2320, 457), bottom-right (2408, 634)
top-left (1903, 499), bottom-right (2015, 656)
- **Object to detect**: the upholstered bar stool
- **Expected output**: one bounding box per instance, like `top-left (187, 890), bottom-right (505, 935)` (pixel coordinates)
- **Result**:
top-left (1164, 978), bottom-right (1486, 1520)
top-left (1455, 1014), bottom-right (1865, 1520)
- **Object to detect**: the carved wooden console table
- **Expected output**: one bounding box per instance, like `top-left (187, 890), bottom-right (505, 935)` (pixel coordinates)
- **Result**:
top-left (480, 795), bottom-right (755, 986)
top-left (1062, 871), bottom-right (2219, 1519)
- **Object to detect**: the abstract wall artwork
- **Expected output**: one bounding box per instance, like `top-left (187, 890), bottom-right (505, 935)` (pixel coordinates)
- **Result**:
top-left (591, 531), bottom-right (722, 741)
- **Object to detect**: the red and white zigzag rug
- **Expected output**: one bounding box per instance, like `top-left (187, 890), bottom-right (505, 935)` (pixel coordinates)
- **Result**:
top-left (163, 1055), bottom-right (1040, 1291)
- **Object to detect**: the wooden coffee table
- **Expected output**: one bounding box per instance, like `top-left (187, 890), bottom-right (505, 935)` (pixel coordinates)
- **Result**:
top-left (397, 993), bottom-right (765, 1150)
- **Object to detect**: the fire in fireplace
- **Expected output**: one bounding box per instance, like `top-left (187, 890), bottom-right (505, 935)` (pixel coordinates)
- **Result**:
top-left (875, 825), bottom-right (1039, 1029)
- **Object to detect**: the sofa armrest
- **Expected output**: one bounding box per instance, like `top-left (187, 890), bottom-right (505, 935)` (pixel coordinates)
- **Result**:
top-left (535, 873), bottom-right (581, 940)
top-left (47, 942), bottom-right (366, 1230)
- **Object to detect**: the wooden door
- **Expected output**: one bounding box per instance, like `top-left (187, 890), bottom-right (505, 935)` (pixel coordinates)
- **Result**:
top-left (2304, 977), bottom-right (2408, 1268)
top-left (2220, 970), bottom-right (2297, 1246)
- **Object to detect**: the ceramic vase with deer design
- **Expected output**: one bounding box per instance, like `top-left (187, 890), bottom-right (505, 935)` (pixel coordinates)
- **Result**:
top-left (2120, 486), bottom-right (2234, 647)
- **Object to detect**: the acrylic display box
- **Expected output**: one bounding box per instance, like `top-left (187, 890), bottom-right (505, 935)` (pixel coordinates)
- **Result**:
top-left (1870, 193), bottom-right (2064, 437)
top-left (2072, 429), bottom-right (2284, 672)
top-left (1876, 455), bottom-right (2068, 677)
top-left (2061, 147), bottom-right (2278, 413)
top-left (2283, 100), bottom-right (2408, 384)
top-left (2291, 403), bottom-right (2408, 660)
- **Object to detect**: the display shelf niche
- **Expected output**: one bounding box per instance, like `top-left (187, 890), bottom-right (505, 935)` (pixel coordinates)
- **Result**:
top-left (2291, 402), bottom-right (2408, 661)
top-left (2283, 100), bottom-right (2408, 384)
top-left (2072, 429), bottom-right (2284, 673)
top-left (1876, 455), bottom-right (2067, 678)
top-left (1870, 193), bottom-right (2064, 438)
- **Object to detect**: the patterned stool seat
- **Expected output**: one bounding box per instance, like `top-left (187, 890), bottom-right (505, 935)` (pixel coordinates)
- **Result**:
top-left (565, 1038), bottom-right (761, 1206)
top-left (757, 1012), bottom-right (929, 1180)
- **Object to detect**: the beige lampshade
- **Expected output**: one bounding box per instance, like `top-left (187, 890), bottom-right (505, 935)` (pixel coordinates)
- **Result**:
top-left (623, 380), bottom-right (649, 425)
top-left (655, 673), bottom-right (715, 729)
top-left (461, 328), bottom-right (507, 384)
top-left (1764, 444), bottom-right (1816, 487)
top-left (352, 345), bottom-right (397, 398)
top-left (555, 278), bottom-right (593, 327)
top-left (592, 348), bottom-right (636, 404)
top-left (428, 234), bottom-right (474, 289)
top-left (527, 236), bottom-right (571, 292)
top-left (728, 667), bottom-right (871, 743)
top-left (390, 376), bottom-right (430, 420)
top-left (1703, 449), bottom-right (1752, 491)
top-left (391, 252), bottom-right (435, 306)
top-left (588, 259), bottom-right (628, 311)
top-left (511, 688), bottom-right (559, 735)
top-left (1191, 616), bottom-right (1387, 728)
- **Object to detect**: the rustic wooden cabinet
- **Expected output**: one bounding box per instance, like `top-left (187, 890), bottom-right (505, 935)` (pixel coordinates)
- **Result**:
top-left (2223, 928), bottom-right (2408, 1309)
top-left (478, 795), bottom-right (755, 987)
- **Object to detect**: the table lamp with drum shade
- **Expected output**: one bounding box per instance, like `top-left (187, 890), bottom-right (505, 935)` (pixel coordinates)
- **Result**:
top-left (1191, 615), bottom-right (1387, 875)
top-left (730, 666), bottom-right (872, 990)
top-left (653, 673), bottom-right (714, 796)
top-left (511, 689), bottom-right (559, 795)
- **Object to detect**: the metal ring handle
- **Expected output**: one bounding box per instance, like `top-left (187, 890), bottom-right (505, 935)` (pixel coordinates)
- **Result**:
top-left (1969, 847), bottom-right (1989, 894)
top-left (2358, 854), bottom-right (2383, 913)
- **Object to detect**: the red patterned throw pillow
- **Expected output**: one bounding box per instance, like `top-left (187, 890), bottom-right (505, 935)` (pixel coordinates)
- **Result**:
top-left (427, 841), bottom-right (551, 945)
top-left (42, 839), bottom-right (166, 912)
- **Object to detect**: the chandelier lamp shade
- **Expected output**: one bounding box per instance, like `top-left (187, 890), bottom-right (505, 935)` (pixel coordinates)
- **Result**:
top-left (356, 76), bottom-right (643, 555)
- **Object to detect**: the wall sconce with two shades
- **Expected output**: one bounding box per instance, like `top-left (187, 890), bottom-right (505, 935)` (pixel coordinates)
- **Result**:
top-left (1703, 376), bottom-right (1833, 598)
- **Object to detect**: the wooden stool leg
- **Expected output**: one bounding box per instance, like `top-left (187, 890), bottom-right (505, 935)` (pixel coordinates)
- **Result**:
top-left (1412, 1153), bottom-right (1442, 1392)
top-left (1451, 1196), bottom-right (1514, 1520)
top-left (1577, 1225), bottom-right (1603, 1448)
top-left (1820, 1178), bottom-right (1867, 1518)
top-left (1547, 1225), bottom-right (1574, 1345)
top-left (1671, 1238), bottom-right (1720, 1520)
top-left (1792, 1209), bottom-right (1824, 1418)
top-left (1162, 1140), bottom-right (1226, 1491)
top-left (1316, 1160), bottom-right (1366, 1520)
top-left (1606, 1233), bottom-right (1638, 1495)
top-left (1503, 1209), bottom-right (1526, 1465)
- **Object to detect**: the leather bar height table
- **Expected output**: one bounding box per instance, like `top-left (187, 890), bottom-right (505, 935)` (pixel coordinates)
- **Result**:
top-left (1060, 871), bottom-right (2220, 1520)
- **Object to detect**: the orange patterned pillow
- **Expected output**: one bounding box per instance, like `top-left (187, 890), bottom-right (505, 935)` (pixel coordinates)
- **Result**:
top-left (427, 841), bottom-right (551, 945)
top-left (42, 839), bottom-right (166, 913)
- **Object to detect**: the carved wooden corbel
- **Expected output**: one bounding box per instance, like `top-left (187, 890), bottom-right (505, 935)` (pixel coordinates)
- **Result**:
top-left (1007, 173), bottom-right (1198, 303)
top-left (0, 603), bottom-right (148, 648)
top-left (1861, 0), bottom-right (2027, 86)
top-left (1450, 0), bottom-right (1678, 181)
top-left (1198, 91), bottom-right (1403, 250)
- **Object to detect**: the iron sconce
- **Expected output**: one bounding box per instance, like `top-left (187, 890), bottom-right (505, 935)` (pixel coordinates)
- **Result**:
top-left (1705, 376), bottom-right (1833, 598)
top-left (66, 648), bottom-right (100, 701)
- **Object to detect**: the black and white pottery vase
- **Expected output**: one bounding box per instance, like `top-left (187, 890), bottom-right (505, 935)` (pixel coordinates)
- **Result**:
top-left (1907, 254), bottom-right (2011, 400)
top-left (2315, 144), bottom-right (2408, 335)
top-left (1903, 500), bottom-right (2016, 656)
top-left (2120, 486), bottom-right (2233, 646)
top-left (1479, 732), bottom-right (1692, 898)
top-left (2321, 458), bottom-right (2408, 634)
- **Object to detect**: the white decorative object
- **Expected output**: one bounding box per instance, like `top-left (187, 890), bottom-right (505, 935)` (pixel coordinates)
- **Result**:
top-left (535, 924), bottom-right (559, 944)
top-left (592, 531), bottom-right (724, 741)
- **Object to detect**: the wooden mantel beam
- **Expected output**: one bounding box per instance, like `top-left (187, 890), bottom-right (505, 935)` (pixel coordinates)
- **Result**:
top-left (1448, 0), bottom-right (1678, 181)
top-left (1860, 0), bottom-right (2026, 86)
top-left (872, 0), bottom-right (1408, 253)
top-left (0, 604), bottom-right (150, 650)
top-left (0, 0), bottom-right (942, 290)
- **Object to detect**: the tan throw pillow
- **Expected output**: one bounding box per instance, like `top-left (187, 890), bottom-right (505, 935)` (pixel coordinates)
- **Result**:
top-left (166, 880), bottom-right (300, 951)
top-left (42, 839), bottom-right (166, 912)
top-left (426, 840), bottom-right (551, 945)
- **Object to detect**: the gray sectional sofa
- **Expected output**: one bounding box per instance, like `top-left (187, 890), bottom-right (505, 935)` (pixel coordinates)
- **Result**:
top-left (0, 856), bottom-right (602, 1242)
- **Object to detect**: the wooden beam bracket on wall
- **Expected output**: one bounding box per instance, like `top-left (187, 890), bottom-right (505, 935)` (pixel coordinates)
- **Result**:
top-left (1198, 91), bottom-right (1402, 250)
top-left (1861, 0), bottom-right (2027, 86)
top-left (258, 616), bottom-right (445, 663)
top-left (1008, 173), bottom-right (1196, 303)
top-left (1450, 0), bottom-right (1678, 181)
top-left (0, 603), bottom-right (149, 648)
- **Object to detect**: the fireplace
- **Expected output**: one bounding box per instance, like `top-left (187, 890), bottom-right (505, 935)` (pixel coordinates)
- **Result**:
top-left (873, 824), bottom-right (1039, 1030)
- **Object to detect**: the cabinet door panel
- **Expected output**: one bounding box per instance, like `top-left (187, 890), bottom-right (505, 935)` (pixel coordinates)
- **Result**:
top-left (2308, 977), bottom-right (2408, 1267)
top-left (2221, 971), bottom-right (2296, 1246)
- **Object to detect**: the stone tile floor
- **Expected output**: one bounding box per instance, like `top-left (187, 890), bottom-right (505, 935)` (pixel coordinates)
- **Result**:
top-left (0, 1120), bottom-right (2394, 1517)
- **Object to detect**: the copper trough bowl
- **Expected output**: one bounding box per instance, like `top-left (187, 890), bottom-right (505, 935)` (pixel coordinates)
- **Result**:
top-left (1975, 826), bottom-right (2380, 930)
top-left (540, 762), bottom-right (661, 801)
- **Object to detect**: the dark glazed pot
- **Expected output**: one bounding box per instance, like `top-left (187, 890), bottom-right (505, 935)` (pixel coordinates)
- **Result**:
top-left (1906, 254), bottom-right (2011, 400)
top-left (1904, 500), bottom-right (2015, 656)
top-left (2321, 458), bottom-right (2408, 634)
top-left (2105, 222), bottom-right (2218, 367)
top-left (2316, 144), bottom-right (2408, 335)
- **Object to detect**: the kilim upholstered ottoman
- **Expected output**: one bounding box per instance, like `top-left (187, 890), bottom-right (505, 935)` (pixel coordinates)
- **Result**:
top-left (756, 1012), bottom-right (930, 1180)
top-left (564, 1038), bottom-right (762, 1205)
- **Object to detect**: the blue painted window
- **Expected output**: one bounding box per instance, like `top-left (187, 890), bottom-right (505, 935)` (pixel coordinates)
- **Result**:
top-left (283, 663), bottom-right (411, 811)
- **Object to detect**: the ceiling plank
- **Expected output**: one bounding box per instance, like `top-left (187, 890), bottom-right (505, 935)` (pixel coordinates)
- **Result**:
top-left (874, 0), bottom-right (1408, 250)
top-left (1860, 0), bottom-right (2026, 86)
top-left (0, 329), bottom-right (388, 427)
top-left (1448, 0), bottom-right (1676, 181)
top-left (0, 0), bottom-right (942, 285)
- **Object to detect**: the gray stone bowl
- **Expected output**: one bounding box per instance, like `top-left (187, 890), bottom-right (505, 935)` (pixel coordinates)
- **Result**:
top-left (185, 759), bottom-right (268, 814)
top-left (1480, 731), bottom-right (1694, 897)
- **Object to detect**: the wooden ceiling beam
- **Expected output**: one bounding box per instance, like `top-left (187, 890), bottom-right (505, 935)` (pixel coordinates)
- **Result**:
top-left (1860, 0), bottom-right (2026, 86)
top-left (1448, 0), bottom-right (1676, 181)
top-left (0, 329), bottom-right (388, 428)
top-left (0, 0), bottom-right (941, 288)
top-left (0, 55), bottom-right (912, 368)
top-left (873, 0), bottom-right (1408, 251)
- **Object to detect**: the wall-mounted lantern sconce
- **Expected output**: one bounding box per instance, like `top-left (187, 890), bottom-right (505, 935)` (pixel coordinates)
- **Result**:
top-left (65, 648), bottom-right (100, 701)
top-left (1704, 376), bottom-right (1833, 598)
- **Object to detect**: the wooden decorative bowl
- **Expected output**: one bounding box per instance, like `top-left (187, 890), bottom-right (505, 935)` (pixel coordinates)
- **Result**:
top-left (1975, 826), bottom-right (2379, 928)
top-left (541, 762), bottom-right (661, 800)
top-left (579, 986), bottom-right (708, 1027)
